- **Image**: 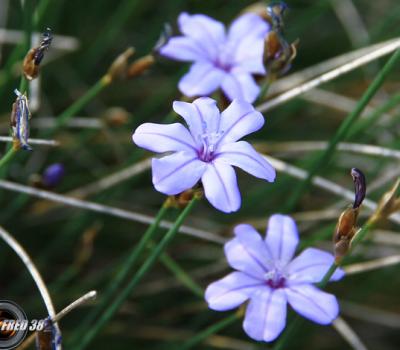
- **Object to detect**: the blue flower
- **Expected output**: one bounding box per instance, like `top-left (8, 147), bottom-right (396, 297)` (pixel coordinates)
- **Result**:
top-left (160, 13), bottom-right (270, 103)
top-left (205, 214), bottom-right (344, 342)
top-left (42, 163), bottom-right (65, 188)
top-left (132, 97), bottom-right (275, 213)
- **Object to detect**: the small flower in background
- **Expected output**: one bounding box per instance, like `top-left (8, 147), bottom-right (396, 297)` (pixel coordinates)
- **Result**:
top-left (42, 163), bottom-right (65, 188)
top-left (205, 214), bottom-right (344, 342)
top-left (159, 12), bottom-right (270, 103)
top-left (10, 89), bottom-right (32, 151)
top-left (132, 97), bottom-right (275, 213)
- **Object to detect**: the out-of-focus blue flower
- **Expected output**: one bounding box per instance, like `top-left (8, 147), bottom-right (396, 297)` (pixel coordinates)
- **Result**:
top-left (132, 97), bottom-right (275, 213)
top-left (160, 13), bottom-right (270, 103)
top-left (205, 214), bottom-right (344, 342)
top-left (42, 163), bottom-right (65, 188)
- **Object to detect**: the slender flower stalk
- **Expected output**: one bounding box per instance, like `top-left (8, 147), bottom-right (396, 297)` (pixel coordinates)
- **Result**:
top-left (284, 48), bottom-right (400, 211)
top-left (180, 312), bottom-right (241, 350)
top-left (45, 75), bottom-right (111, 136)
top-left (75, 197), bottom-right (198, 350)
top-left (0, 148), bottom-right (17, 170)
top-left (69, 203), bottom-right (169, 346)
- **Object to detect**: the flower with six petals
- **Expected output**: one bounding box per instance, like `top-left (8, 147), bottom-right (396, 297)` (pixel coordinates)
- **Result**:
top-left (132, 97), bottom-right (275, 213)
top-left (160, 12), bottom-right (270, 103)
top-left (205, 214), bottom-right (344, 342)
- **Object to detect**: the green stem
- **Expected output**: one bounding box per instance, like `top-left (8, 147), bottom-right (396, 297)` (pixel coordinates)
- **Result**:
top-left (0, 148), bottom-right (16, 171)
top-left (284, 48), bottom-right (400, 211)
top-left (159, 252), bottom-right (204, 298)
top-left (180, 312), bottom-right (240, 350)
top-left (46, 75), bottom-right (111, 136)
top-left (348, 91), bottom-right (400, 139)
top-left (19, 0), bottom-right (33, 94)
top-left (80, 0), bottom-right (140, 70)
top-left (75, 197), bottom-right (198, 350)
top-left (69, 203), bottom-right (169, 346)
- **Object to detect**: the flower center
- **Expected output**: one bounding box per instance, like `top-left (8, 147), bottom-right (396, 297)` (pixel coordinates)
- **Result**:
top-left (214, 43), bottom-right (235, 72)
top-left (264, 269), bottom-right (286, 289)
top-left (198, 131), bottom-right (223, 162)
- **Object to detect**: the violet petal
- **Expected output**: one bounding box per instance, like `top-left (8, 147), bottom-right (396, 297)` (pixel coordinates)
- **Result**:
top-left (201, 161), bottom-right (240, 213)
top-left (233, 223), bottom-right (274, 270)
top-left (265, 214), bottom-right (299, 265)
top-left (159, 36), bottom-right (207, 62)
top-left (178, 62), bottom-right (225, 97)
top-left (178, 12), bottom-right (226, 61)
top-left (218, 99), bottom-right (264, 146)
top-left (286, 284), bottom-right (339, 325)
top-left (217, 141), bottom-right (276, 182)
top-left (287, 247), bottom-right (345, 284)
top-left (205, 272), bottom-right (263, 311)
top-left (243, 289), bottom-right (287, 342)
top-left (132, 122), bottom-right (197, 154)
top-left (152, 151), bottom-right (206, 195)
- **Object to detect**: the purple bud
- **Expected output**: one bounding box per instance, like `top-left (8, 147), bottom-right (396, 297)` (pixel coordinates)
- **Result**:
top-left (42, 163), bottom-right (65, 188)
top-left (351, 168), bottom-right (366, 209)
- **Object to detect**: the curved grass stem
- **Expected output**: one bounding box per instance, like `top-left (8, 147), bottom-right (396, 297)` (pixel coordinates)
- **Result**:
top-left (0, 148), bottom-right (16, 170)
top-left (284, 48), bottom-right (400, 211)
top-left (69, 203), bottom-right (169, 346)
top-left (75, 197), bottom-right (198, 350)
top-left (180, 312), bottom-right (241, 350)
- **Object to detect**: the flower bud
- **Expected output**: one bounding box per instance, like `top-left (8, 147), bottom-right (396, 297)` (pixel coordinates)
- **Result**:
top-left (166, 189), bottom-right (203, 208)
top-left (127, 55), bottom-right (155, 78)
top-left (333, 207), bottom-right (357, 261)
top-left (102, 107), bottom-right (130, 127)
top-left (107, 47), bottom-right (135, 81)
top-left (42, 163), bottom-right (65, 188)
top-left (351, 168), bottom-right (366, 209)
top-left (333, 168), bottom-right (366, 262)
top-left (153, 23), bottom-right (173, 53)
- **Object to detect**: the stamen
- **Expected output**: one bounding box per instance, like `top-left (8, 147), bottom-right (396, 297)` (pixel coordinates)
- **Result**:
top-left (198, 131), bottom-right (224, 162)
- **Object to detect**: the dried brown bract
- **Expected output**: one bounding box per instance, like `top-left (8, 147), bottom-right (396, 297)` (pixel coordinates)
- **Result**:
top-left (333, 168), bottom-right (366, 262)
top-left (23, 28), bottom-right (52, 80)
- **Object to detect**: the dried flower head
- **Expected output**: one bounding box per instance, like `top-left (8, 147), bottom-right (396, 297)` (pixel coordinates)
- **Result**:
top-left (107, 47), bottom-right (135, 81)
top-left (263, 2), bottom-right (297, 77)
top-left (127, 55), bottom-right (155, 78)
top-left (35, 317), bottom-right (62, 350)
top-left (23, 28), bottom-right (53, 80)
top-left (10, 89), bottom-right (32, 151)
top-left (206, 215), bottom-right (344, 342)
top-left (266, 1), bottom-right (288, 31)
top-left (333, 168), bottom-right (366, 261)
